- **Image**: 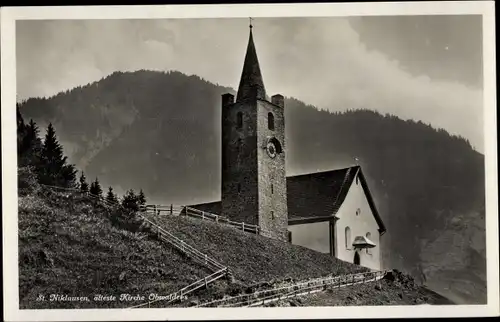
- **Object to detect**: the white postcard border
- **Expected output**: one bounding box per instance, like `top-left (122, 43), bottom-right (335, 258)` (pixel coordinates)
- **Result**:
top-left (1, 2), bottom-right (498, 321)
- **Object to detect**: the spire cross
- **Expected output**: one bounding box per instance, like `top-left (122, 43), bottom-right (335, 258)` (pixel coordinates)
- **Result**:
top-left (249, 17), bottom-right (253, 29)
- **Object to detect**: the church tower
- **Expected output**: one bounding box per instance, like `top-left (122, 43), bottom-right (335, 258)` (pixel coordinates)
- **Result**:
top-left (221, 23), bottom-right (288, 241)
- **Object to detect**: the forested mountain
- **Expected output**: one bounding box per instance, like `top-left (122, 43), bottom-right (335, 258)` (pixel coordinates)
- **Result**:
top-left (18, 70), bottom-right (486, 304)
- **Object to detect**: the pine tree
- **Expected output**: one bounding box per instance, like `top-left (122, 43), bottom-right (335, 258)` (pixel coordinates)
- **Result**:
top-left (79, 171), bottom-right (89, 193)
top-left (18, 119), bottom-right (43, 168)
top-left (137, 189), bottom-right (146, 207)
top-left (38, 123), bottom-right (76, 187)
top-left (121, 189), bottom-right (139, 211)
top-left (89, 177), bottom-right (103, 198)
top-left (106, 186), bottom-right (117, 204)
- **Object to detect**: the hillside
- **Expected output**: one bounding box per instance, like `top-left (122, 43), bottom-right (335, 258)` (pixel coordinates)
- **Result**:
top-left (18, 167), bottom-right (378, 309)
top-left (18, 168), bottom-right (218, 309)
top-left (18, 69), bottom-right (486, 304)
top-left (142, 212), bottom-right (367, 285)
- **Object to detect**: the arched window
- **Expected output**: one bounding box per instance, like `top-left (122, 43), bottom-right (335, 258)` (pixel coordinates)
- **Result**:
top-left (345, 227), bottom-right (351, 249)
top-left (366, 232), bottom-right (372, 254)
top-left (268, 112), bottom-right (275, 130)
top-left (356, 208), bottom-right (361, 216)
top-left (237, 112), bottom-right (243, 129)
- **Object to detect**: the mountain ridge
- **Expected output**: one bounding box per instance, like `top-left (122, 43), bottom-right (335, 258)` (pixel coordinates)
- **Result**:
top-left (18, 69), bottom-right (486, 304)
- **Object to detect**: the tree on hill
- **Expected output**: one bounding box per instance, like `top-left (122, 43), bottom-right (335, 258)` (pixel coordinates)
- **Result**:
top-left (137, 189), bottom-right (146, 207)
top-left (89, 177), bottom-right (103, 198)
top-left (79, 171), bottom-right (89, 193)
top-left (38, 123), bottom-right (77, 187)
top-left (121, 189), bottom-right (139, 211)
top-left (106, 186), bottom-right (118, 204)
top-left (18, 118), bottom-right (43, 169)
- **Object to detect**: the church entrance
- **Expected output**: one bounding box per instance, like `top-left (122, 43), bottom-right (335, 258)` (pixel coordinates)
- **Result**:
top-left (354, 251), bottom-right (360, 265)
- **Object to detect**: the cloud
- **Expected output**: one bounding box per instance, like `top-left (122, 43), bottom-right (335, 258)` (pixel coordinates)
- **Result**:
top-left (16, 17), bottom-right (484, 152)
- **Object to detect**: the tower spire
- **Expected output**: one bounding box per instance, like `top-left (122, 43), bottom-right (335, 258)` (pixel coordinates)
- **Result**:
top-left (236, 19), bottom-right (266, 102)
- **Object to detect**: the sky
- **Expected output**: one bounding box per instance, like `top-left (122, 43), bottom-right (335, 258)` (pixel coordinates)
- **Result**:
top-left (16, 15), bottom-right (484, 152)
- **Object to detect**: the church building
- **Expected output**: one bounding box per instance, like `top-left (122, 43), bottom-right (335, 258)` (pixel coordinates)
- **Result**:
top-left (189, 24), bottom-right (386, 270)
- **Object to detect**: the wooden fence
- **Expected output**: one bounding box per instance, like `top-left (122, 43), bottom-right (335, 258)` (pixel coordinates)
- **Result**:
top-left (142, 204), bottom-right (273, 237)
top-left (127, 217), bottom-right (229, 308)
top-left (197, 270), bottom-right (387, 308)
top-left (39, 184), bottom-right (230, 308)
top-left (40, 184), bottom-right (387, 309)
top-left (40, 184), bottom-right (123, 209)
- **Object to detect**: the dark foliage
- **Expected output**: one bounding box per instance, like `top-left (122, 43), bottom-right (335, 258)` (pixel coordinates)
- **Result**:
top-left (18, 116), bottom-right (43, 169)
top-left (121, 189), bottom-right (139, 212)
top-left (137, 189), bottom-right (146, 207)
top-left (89, 177), bottom-right (103, 198)
top-left (79, 171), bottom-right (89, 193)
top-left (37, 123), bottom-right (77, 188)
top-left (106, 186), bottom-right (118, 204)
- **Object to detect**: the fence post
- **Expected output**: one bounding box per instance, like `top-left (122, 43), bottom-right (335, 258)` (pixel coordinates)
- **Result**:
top-left (205, 276), bottom-right (208, 288)
top-left (202, 211), bottom-right (205, 220)
top-left (170, 204), bottom-right (173, 215)
top-left (242, 222), bottom-right (245, 231)
top-left (205, 254), bottom-right (207, 265)
top-left (215, 215), bottom-right (219, 223)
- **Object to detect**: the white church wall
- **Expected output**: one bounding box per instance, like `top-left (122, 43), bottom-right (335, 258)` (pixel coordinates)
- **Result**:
top-left (335, 175), bottom-right (381, 270)
top-left (288, 221), bottom-right (331, 254)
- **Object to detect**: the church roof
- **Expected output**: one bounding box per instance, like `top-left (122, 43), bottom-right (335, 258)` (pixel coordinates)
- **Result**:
top-left (188, 166), bottom-right (386, 234)
top-left (236, 26), bottom-right (267, 102)
top-left (287, 166), bottom-right (386, 234)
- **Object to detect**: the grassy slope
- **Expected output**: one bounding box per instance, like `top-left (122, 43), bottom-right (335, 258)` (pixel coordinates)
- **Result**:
top-left (18, 187), bottom-right (214, 309)
top-left (143, 213), bottom-right (369, 285)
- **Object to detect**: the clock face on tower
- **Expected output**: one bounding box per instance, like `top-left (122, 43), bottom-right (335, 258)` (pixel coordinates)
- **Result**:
top-left (266, 141), bottom-right (277, 158)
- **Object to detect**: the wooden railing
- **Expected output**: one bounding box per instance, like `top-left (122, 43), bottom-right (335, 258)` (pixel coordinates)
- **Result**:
top-left (128, 267), bottom-right (228, 308)
top-left (40, 184), bottom-right (386, 309)
top-left (139, 215), bottom-right (227, 272)
top-left (197, 270), bottom-right (387, 308)
top-left (39, 184), bottom-right (230, 308)
top-left (141, 204), bottom-right (184, 216)
top-left (127, 217), bottom-right (229, 308)
top-left (40, 184), bottom-right (122, 208)
top-left (142, 204), bottom-right (273, 237)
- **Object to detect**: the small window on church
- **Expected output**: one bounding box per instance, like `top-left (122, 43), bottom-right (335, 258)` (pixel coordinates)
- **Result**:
top-left (356, 208), bottom-right (361, 216)
top-left (237, 183), bottom-right (241, 193)
top-left (345, 227), bottom-right (351, 250)
top-left (268, 112), bottom-right (275, 130)
top-left (271, 184), bottom-right (274, 194)
top-left (271, 211), bottom-right (274, 220)
top-left (366, 232), bottom-right (372, 254)
top-left (237, 112), bottom-right (243, 129)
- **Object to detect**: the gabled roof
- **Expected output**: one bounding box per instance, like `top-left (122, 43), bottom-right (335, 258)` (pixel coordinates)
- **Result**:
top-left (287, 166), bottom-right (386, 234)
top-left (188, 166), bottom-right (386, 235)
top-left (236, 26), bottom-right (267, 102)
